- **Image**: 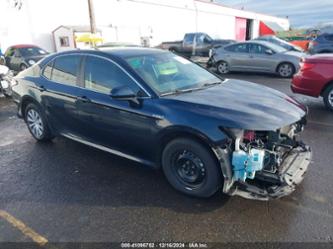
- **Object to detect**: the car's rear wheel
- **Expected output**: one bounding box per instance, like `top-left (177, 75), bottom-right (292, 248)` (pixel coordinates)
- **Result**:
top-left (216, 61), bottom-right (229, 74)
top-left (162, 138), bottom-right (222, 198)
top-left (277, 63), bottom-right (295, 78)
top-left (24, 103), bottom-right (54, 141)
top-left (323, 84), bottom-right (333, 111)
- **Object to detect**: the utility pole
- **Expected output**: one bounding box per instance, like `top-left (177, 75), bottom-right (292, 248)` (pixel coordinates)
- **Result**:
top-left (88, 0), bottom-right (96, 34)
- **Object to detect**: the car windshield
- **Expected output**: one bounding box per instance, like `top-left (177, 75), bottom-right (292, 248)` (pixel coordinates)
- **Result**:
top-left (19, 47), bottom-right (48, 57)
top-left (125, 52), bottom-right (222, 95)
top-left (265, 42), bottom-right (288, 53)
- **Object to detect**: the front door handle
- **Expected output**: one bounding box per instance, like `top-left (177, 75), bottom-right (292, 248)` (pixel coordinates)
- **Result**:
top-left (76, 96), bottom-right (91, 103)
top-left (37, 85), bottom-right (46, 92)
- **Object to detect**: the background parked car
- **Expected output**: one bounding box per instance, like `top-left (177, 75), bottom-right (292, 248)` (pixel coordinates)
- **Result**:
top-left (210, 41), bottom-right (304, 78)
top-left (160, 32), bottom-right (235, 57)
top-left (0, 64), bottom-right (14, 97)
top-left (292, 54), bottom-right (333, 111)
top-left (4, 44), bottom-right (49, 72)
top-left (286, 36), bottom-right (311, 52)
top-left (308, 33), bottom-right (333, 54)
top-left (255, 35), bottom-right (303, 52)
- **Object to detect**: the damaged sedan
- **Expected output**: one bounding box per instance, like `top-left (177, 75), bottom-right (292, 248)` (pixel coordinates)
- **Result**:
top-left (11, 48), bottom-right (311, 200)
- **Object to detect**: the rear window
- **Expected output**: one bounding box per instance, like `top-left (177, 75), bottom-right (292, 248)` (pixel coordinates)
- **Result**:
top-left (51, 55), bottom-right (81, 86)
top-left (18, 64), bottom-right (41, 78)
top-left (324, 34), bottom-right (333, 41)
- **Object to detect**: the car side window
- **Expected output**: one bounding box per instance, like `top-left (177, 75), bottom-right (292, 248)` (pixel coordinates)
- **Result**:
top-left (250, 44), bottom-right (267, 54)
top-left (84, 56), bottom-right (139, 94)
top-left (42, 61), bottom-right (53, 79)
top-left (5, 48), bottom-right (15, 57)
top-left (51, 55), bottom-right (80, 86)
top-left (225, 44), bottom-right (249, 53)
top-left (13, 49), bottom-right (20, 57)
top-left (184, 34), bottom-right (195, 45)
top-left (325, 34), bottom-right (333, 41)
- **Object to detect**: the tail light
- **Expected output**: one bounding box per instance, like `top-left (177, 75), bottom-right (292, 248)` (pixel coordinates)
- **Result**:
top-left (300, 60), bottom-right (315, 71)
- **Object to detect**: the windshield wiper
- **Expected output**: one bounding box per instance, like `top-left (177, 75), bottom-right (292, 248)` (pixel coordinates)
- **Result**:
top-left (160, 87), bottom-right (204, 96)
top-left (161, 81), bottom-right (223, 97)
top-left (202, 81), bottom-right (222, 87)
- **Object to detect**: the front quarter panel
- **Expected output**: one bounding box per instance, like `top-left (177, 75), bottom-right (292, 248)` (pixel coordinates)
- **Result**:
top-left (152, 98), bottom-right (229, 146)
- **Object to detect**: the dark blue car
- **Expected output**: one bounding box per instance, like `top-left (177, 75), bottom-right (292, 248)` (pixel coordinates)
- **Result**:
top-left (11, 48), bottom-right (311, 200)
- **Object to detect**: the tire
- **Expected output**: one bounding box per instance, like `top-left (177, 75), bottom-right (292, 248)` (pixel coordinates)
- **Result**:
top-left (162, 138), bottom-right (222, 198)
top-left (3, 92), bottom-right (11, 98)
top-left (323, 84), bottom-right (333, 111)
top-left (277, 63), bottom-right (295, 78)
top-left (20, 64), bottom-right (27, 71)
top-left (216, 61), bottom-right (229, 74)
top-left (169, 48), bottom-right (178, 54)
top-left (24, 102), bottom-right (54, 142)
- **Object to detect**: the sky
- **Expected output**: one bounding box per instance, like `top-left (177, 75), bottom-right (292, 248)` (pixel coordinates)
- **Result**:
top-left (217, 0), bottom-right (333, 28)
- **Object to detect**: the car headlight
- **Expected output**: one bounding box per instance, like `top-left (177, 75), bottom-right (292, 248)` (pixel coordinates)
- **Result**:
top-left (209, 49), bottom-right (213, 58)
top-left (28, 60), bottom-right (35, 65)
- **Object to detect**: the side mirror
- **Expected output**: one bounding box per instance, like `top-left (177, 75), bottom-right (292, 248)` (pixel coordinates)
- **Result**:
top-left (265, 49), bottom-right (274, 55)
top-left (110, 85), bottom-right (138, 102)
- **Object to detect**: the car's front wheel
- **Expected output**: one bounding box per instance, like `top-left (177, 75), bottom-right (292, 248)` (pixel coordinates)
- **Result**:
top-left (20, 64), bottom-right (27, 71)
top-left (24, 103), bottom-right (54, 142)
top-left (323, 84), bottom-right (333, 111)
top-left (162, 138), bottom-right (222, 198)
top-left (216, 61), bottom-right (229, 74)
top-left (277, 63), bottom-right (295, 78)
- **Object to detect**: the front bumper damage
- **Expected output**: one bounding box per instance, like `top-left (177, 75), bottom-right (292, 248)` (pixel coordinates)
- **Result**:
top-left (213, 141), bottom-right (312, 201)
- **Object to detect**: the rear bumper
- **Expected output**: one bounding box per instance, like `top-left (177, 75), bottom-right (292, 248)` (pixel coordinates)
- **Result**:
top-left (229, 145), bottom-right (312, 200)
top-left (291, 74), bottom-right (322, 97)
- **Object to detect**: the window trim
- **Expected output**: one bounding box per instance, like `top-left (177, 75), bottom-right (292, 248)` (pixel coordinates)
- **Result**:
top-left (41, 54), bottom-right (82, 86)
top-left (41, 60), bottom-right (54, 80)
top-left (225, 43), bottom-right (249, 53)
top-left (41, 53), bottom-right (151, 98)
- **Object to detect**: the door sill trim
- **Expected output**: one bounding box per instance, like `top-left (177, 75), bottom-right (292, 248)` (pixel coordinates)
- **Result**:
top-left (61, 133), bottom-right (154, 166)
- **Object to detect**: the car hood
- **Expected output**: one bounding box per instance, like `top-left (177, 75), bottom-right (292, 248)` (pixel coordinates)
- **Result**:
top-left (166, 79), bottom-right (306, 130)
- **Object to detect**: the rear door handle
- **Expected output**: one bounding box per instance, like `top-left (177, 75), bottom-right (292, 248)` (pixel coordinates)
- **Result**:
top-left (76, 96), bottom-right (91, 103)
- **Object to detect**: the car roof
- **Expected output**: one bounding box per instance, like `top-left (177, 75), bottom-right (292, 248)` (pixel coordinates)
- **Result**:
top-left (98, 47), bottom-right (167, 58)
top-left (39, 48), bottom-right (169, 67)
top-left (10, 44), bottom-right (39, 49)
top-left (231, 40), bottom-right (274, 47)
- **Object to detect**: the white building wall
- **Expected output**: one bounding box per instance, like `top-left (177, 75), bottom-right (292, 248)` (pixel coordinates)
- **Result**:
top-left (0, 0), bottom-right (290, 52)
top-left (53, 27), bottom-right (76, 52)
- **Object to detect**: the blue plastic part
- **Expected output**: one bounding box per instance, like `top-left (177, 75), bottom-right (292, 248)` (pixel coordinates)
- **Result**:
top-left (232, 149), bottom-right (265, 181)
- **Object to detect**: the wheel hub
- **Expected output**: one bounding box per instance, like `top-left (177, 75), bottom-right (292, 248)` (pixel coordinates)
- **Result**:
top-left (328, 89), bottom-right (333, 107)
top-left (279, 64), bottom-right (292, 77)
top-left (218, 62), bottom-right (228, 74)
top-left (27, 109), bottom-right (44, 139)
top-left (173, 150), bottom-right (206, 185)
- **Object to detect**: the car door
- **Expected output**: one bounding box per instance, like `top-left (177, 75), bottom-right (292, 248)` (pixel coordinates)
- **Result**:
top-left (75, 55), bottom-right (156, 161)
top-left (224, 43), bottom-right (251, 71)
top-left (194, 33), bottom-right (212, 56)
top-left (182, 33), bottom-right (195, 56)
top-left (4, 47), bottom-right (16, 70)
top-left (40, 54), bottom-right (84, 135)
top-left (248, 43), bottom-right (277, 72)
top-left (11, 49), bottom-right (23, 71)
